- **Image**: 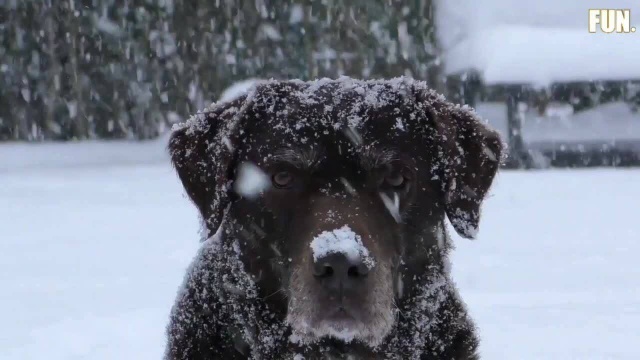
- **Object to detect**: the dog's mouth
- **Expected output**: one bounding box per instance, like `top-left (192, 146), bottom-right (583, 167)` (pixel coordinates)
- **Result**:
top-left (287, 300), bottom-right (395, 347)
top-left (324, 304), bottom-right (359, 323)
top-left (290, 307), bottom-right (364, 344)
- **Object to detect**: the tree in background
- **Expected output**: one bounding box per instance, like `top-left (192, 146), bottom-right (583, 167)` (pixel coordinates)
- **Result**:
top-left (0, 0), bottom-right (439, 141)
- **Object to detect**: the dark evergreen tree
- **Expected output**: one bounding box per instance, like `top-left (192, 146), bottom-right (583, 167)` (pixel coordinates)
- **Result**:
top-left (0, 0), bottom-right (440, 141)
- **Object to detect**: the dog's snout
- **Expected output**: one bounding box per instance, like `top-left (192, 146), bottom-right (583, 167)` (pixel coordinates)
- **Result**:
top-left (312, 253), bottom-right (369, 293)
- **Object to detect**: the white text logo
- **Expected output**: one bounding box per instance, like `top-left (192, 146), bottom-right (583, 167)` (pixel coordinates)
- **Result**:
top-left (589, 9), bottom-right (636, 33)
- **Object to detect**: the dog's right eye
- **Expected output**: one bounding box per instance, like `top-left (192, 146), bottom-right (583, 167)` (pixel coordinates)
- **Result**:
top-left (272, 171), bottom-right (294, 189)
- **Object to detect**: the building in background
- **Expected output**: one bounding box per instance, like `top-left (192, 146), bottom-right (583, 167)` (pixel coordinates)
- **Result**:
top-left (437, 0), bottom-right (640, 167)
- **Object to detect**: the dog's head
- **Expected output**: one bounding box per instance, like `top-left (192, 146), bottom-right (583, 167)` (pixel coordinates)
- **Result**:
top-left (169, 78), bottom-right (503, 348)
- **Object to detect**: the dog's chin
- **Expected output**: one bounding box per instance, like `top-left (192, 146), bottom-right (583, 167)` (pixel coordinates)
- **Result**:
top-left (287, 310), bottom-right (395, 348)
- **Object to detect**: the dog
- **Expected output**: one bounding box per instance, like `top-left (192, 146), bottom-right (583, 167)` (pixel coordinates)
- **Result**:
top-left (165, 77), bottom-right (504, 359)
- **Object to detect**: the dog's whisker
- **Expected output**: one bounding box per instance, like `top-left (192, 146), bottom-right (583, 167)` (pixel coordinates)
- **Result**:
top-left (261, 288), bottom-right (285, 301)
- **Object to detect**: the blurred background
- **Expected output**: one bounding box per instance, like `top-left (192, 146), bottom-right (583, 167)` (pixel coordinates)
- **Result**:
top-left (1, 1), bottom-right (639, 359)
top-left (2, 0), bottom-right (639, 168)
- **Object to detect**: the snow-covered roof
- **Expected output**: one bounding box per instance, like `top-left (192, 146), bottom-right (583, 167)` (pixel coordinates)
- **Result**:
top-left (443, 26), bottom-right (640, 86)
top-left (437, 0), bottom-right (640, 86)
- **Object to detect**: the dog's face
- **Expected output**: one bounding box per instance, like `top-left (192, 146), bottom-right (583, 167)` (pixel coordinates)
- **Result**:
top-left (169, 78), bottom-right (503, 348)
top-left (235, 120), bottom-right (418, 347)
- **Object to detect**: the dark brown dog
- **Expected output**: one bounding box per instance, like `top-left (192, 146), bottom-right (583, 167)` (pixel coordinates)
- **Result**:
top-left (165, 77), bottom-right (504, 359)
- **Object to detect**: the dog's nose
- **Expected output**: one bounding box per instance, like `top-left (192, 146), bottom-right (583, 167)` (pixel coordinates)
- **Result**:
top-left (312, 253), bottom-right (369, 293)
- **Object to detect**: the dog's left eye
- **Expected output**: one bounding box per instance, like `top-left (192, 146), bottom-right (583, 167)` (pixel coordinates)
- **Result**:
top-left (272, 171), bottom-right (294, 188)
top-left (384, 172), bottom-right (405, 187)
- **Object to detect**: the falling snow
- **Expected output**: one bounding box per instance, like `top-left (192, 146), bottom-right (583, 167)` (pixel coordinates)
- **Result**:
top-left (165, 77), bottom-right (504, 358)
top-left (379, 192), bottom-right (401, 223)
top-left (4, 133), bottom-right (639, 360)
top-left (234, 162), bottom-right (271, 198)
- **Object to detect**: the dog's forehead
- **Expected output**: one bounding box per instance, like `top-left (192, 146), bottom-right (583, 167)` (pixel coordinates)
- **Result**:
top-left (247, 79), bottom-right (430, 153)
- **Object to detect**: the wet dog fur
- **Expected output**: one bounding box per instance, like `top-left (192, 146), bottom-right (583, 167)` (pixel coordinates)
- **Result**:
top-left (164, 78), bottom-right (504, 360)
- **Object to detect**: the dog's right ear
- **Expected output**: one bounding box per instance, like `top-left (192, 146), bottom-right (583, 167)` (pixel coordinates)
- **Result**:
top-left (168, 97), bottom-right (248, 236)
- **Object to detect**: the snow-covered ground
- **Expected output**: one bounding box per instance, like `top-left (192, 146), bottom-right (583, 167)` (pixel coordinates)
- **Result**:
top-left (453, 169), bottom-right (640, 359)
top-left (0, 132), bottom-right (172, 173)
top-left (1, 141), bottom-right (638, 359)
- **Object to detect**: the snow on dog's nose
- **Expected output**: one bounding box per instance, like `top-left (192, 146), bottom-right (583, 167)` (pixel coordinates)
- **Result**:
top-left (310, 225), bottom-right (375, 269)
top-left (310, 226), bottom-right (375, 294)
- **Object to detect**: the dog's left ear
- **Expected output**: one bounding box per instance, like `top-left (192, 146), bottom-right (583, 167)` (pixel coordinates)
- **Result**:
top-left (429, 99), bottom-right (504, 239)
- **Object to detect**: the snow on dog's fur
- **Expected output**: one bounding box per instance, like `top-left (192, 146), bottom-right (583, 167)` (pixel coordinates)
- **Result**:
top-left (165, 77), bottom-right (504, 359)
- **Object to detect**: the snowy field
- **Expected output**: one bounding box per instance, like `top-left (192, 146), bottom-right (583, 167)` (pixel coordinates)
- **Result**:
top-left (1, 141), bottom-right (639, 359)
